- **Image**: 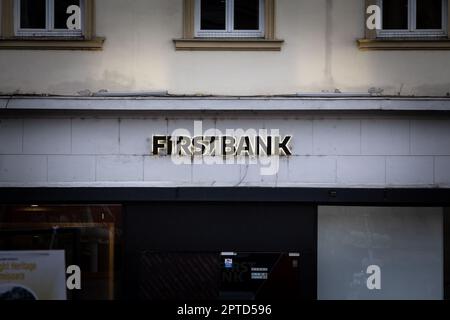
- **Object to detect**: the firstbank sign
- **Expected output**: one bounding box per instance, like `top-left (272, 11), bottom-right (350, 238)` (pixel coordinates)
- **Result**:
top-left (151, 121), bottom-right (293, 176)
top-left (152, 135), bottom-right (292, 157)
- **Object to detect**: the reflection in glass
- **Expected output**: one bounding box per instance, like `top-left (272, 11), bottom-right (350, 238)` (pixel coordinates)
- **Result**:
top-left (416, 0), bottom-right (442, 29)
top-left (383, 0), bottom-right (409, 30)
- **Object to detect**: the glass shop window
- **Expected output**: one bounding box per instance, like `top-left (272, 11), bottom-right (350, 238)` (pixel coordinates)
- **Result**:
top-left (0, 205), bottom-right (122, 300)
top-left (317, 206), bottom-right (444, 300)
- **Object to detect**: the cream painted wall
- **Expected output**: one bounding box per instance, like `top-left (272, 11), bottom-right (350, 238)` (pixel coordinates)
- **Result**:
top-left (1, 0), bottom-right (450, 96)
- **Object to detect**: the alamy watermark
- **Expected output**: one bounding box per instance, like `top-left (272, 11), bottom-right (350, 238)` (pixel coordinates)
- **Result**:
top-left (366, 265), bottom-right (381, 290)
top-left (66, 5), bottom-right (81, 30)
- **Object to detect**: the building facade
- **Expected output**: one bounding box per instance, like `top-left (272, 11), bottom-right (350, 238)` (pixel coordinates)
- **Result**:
top-left (0, 0), bottom-right (449, 300)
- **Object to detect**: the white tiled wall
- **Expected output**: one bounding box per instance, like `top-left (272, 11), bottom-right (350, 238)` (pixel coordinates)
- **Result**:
top-left (1, 115), bottom-right (450, 187)
top-left (71, 119), bottom-right (120, 155)
top-left (48, 155), bottom-right (96, 182)
top-left (337, 156), bottom-right (386, 185)
top-left (0, 119), bottom-right (22, 154)
top-left (96, 155), bottom-right (144, 182)
top-left (318, 206), bottom-right (444, 300)
top-left (361, 120), bottom-right (410, 155)
top-left (313, 119), bottom-right (361, 156)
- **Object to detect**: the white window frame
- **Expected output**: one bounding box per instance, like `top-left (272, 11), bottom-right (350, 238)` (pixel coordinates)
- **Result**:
top-left (14, 0), bottom-right (84, 37)
top-left (195, 0), bottom-right (265, 38)
top-left (378, 0), bottom-right (448, 38)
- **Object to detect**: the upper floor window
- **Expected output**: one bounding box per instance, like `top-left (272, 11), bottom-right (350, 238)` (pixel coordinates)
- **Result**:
top-left (175, 0), bottom-right (282, 51)
top-left (15, 0), bottom-right (83, 37)
top-left (195, 0), bottom-right (264, 38)
top-left (379, 0), bottom-right (448, 38)
top-left (1, 0), bottom-right (102, 50)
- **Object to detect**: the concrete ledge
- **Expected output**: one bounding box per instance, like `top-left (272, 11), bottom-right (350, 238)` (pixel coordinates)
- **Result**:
top-left (2, 96), bottom-right (450, 111)
top-left (174, 39), bottom-right (284, 51)
top-left (358, 39), bottom-right (450, 50)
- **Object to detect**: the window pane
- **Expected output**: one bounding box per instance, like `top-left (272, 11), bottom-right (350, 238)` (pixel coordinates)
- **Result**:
top-left (20, 0), bottom-right (46, 29)
top-left (234, 0), bottom-right (260, 30)
top-left (416, 0), bottom-right (442, 29)
top-left (382, 0), bottom-right (409, 30)
top-left (318, 206), bottom-right (444, 300)
top-left (201, 0), bottom-right (226, 30)
top-left (54, 0), bottom-right (81, 29)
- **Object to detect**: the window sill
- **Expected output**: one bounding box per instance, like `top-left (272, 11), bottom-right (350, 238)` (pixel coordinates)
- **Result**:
top-left (173, 38), bottom-right (284, 51)
top-left (357, 38), bottom-right (450, 50)
top-left (0, 37), bottom-right (105, 50)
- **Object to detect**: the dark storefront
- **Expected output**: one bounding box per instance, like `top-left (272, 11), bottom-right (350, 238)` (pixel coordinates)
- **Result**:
top-left (1, 187), bottom-right (449, 300)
